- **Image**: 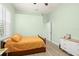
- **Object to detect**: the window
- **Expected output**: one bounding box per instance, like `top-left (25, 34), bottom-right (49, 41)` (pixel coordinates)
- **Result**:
top-left (0, 4), bottom-right (11, 37)
top-left (5, 8), bottom-right (11, 36)
top-left (0, 5), bottom-right (4, 37)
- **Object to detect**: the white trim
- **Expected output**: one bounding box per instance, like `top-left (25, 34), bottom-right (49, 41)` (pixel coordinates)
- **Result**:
top-left (52, 41), bottom-right (59, 46)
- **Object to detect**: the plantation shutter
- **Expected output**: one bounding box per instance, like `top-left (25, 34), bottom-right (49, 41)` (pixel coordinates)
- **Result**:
top-left (5, 8), bottom-right (11, 36)
top-left (0, 5), bottom-right (4, 37)
top-left (0, 4), bottom-right (11, 37)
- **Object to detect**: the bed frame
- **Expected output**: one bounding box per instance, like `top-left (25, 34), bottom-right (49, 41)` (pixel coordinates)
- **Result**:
top-left (1, 35), bottom-right (46, 56)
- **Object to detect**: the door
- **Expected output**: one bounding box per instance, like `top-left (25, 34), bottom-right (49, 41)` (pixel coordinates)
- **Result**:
top-left (46, 20), bottom-right (52, 41)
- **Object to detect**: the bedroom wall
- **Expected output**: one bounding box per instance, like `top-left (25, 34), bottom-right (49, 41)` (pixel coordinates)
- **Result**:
top-left (50, 4), bottom-right (79, 45)
top-left (45, 22), bottom-right (51, 41)
top-left (43, 14), bottom-right (52, 41)
top-left (14, 13), bottom-right (47, 36)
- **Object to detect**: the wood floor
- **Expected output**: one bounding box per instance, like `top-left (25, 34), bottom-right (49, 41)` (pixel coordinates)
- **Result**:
top-left (27, 40), bottom-right (69, 56)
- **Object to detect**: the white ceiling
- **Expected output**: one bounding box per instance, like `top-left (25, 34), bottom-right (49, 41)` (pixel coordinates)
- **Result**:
top-left (13, 3), bottom-right (59, 14)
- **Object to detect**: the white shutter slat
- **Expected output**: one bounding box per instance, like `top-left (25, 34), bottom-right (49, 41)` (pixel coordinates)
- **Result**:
top-left (0, 5), bottom-right (4, 37)
top-left (0, 4), bottom-right (11, 37)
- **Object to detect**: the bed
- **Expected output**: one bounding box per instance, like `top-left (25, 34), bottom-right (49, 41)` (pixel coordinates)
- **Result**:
top-left (1, 34), bottom-right (46, 56)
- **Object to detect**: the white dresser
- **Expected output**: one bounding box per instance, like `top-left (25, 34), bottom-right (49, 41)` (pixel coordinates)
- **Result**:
top-left (59, 39), bottom-right (79, 56)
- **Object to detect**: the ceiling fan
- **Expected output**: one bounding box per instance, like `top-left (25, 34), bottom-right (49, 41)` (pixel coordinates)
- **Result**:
top-left (45, 3), bottom-right (48, 6)
top-left (33, 3), bottom-right (48, 6)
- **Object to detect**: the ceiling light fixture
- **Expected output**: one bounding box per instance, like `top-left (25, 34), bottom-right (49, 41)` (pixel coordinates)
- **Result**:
top-left (45, 3), bottom-right (48, 6)
top-left (33, 3), bottom-right (48, 6)
top-left (33, 3), bottom-right (37, 5)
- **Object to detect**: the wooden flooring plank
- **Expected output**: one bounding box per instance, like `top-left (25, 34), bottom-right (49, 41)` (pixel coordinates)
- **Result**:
top-left (27, 40), bottom-right (69, 56)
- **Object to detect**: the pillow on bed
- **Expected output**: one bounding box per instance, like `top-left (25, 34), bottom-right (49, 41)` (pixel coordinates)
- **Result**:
top-left (11, 34), bottom-right (22, 42)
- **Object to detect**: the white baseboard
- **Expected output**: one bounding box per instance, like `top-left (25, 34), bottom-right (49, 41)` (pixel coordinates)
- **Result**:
top-left (52, 41), bottom-right (59, 46)
top-left (46, 39), bottom-right (51, 41)
top-left (46, 38), bottom-right (59, 46)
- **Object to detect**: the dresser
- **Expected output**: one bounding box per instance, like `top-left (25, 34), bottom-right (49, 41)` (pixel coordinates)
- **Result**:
top-left (59, 39), bottom-right (79, 56)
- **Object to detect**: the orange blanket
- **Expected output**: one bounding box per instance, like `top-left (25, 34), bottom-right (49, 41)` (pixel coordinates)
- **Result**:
top-left (5, 36), bottom-right (45, 53)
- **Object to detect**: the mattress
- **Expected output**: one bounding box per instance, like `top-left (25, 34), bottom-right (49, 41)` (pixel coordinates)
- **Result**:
top-left (4, 36), bottom-right (45, 53)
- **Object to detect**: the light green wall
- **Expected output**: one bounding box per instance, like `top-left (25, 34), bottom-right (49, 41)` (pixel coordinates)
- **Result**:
top-left (45, 22), bottom-right (51, 41)
top-left (43, 14), bottom-right (52, 41)
top-left (51, 4), bottom-right (79, 45)
top-left (42, 13), bottom-right (51, 23)
top-left (14, 14), bottom-right (46, 36)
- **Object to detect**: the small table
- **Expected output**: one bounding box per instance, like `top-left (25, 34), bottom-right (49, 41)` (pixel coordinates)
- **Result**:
top-left (0, 48), bottom-right (8, 56)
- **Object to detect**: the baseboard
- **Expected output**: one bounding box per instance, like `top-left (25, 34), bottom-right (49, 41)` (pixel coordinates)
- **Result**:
top-left (46, 39), bottom-right (59, 46)
top-left (46, 39), bottom-right (51, 41)
top-left (52, 41), bottom-right (59, 46)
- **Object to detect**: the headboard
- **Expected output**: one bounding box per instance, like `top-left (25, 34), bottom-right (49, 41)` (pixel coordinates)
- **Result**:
top-left (38, 34), bottom-right (46, 44)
